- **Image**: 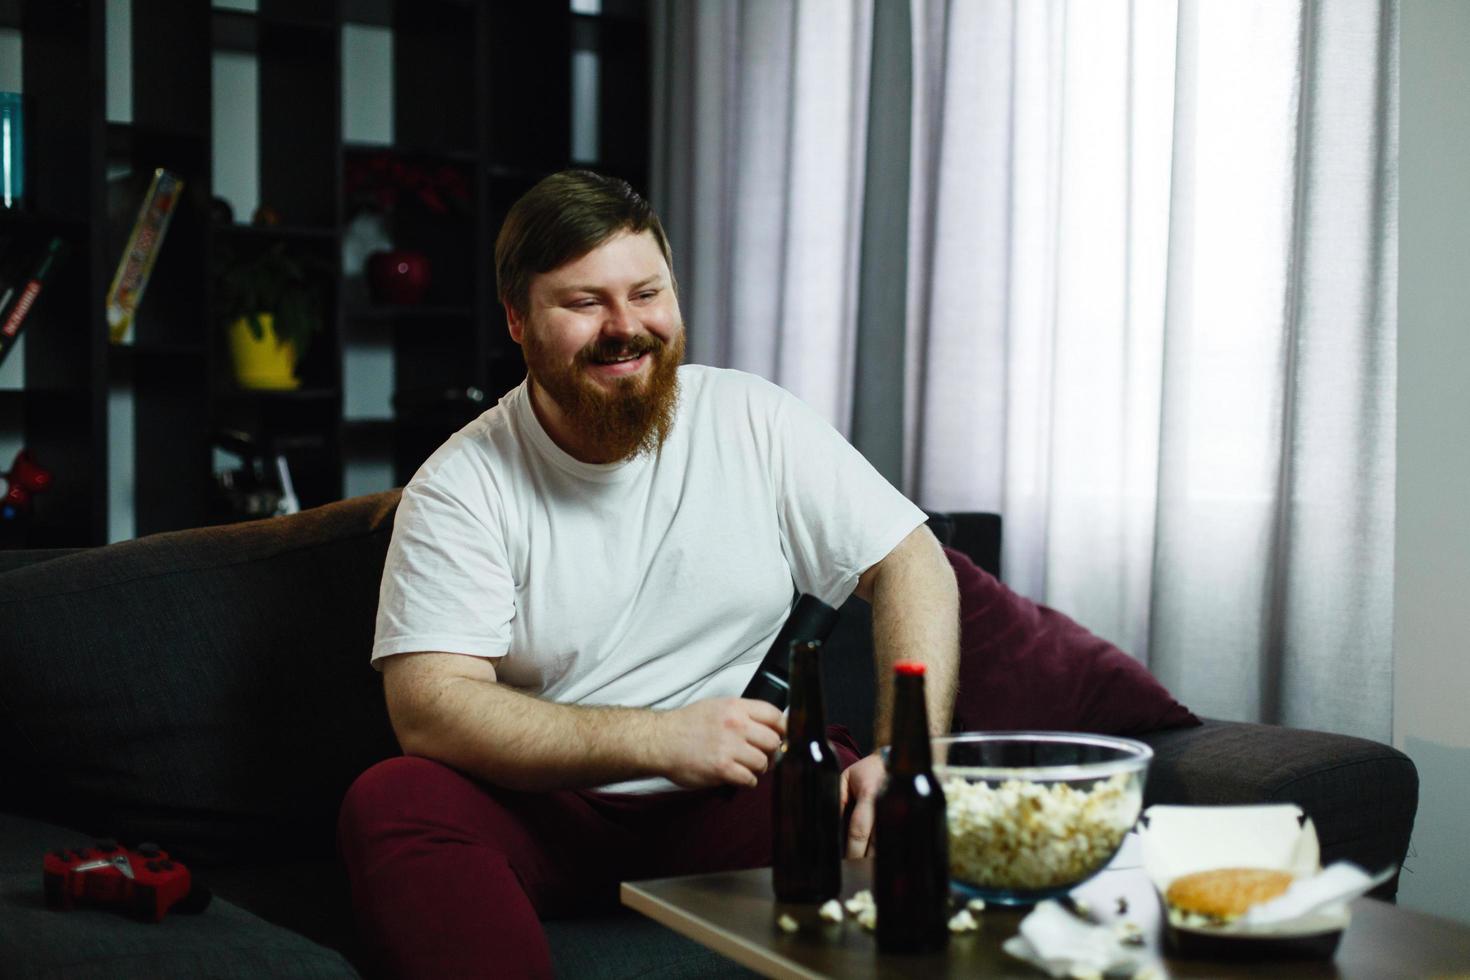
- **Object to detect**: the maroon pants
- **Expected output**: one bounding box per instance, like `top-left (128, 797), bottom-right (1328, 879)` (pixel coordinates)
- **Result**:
top-left (338, 726), bottom-right (862, 980)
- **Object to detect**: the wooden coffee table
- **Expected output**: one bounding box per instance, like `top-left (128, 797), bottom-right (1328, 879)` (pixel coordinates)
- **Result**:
top-left (621, 857), bottom-right (1470, 979)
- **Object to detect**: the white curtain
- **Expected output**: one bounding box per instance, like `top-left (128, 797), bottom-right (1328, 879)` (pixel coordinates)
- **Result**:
top-left (651, 0), bottom-right (874, 431)
top-left (654, 0), bottom-right (1398, 742)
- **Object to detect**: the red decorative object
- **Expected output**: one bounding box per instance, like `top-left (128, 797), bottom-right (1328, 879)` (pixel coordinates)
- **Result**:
top-left (2, 448), bottom-right (52, 520)
top-left (367, 250), bottom-right (432, 306)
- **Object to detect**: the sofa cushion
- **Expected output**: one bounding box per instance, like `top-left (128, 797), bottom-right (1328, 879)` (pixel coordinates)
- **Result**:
top-left (0, 492), bottom-right (405, 866)
top-left (945, 547), bottom-right (1200, 735)
top-left (0, 813), bottom-right (359, 979)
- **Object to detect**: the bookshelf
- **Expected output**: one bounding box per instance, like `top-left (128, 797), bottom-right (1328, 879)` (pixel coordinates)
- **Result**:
top-left (0, 0), bottom-right (651, 548)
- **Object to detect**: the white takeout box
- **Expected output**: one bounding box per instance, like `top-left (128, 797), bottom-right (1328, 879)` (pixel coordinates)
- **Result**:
top-left (1137, 804), bottom-right (1350, 950)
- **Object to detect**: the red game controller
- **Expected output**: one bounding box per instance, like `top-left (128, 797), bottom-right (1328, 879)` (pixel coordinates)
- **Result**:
top-left (43, 840), bottom-right (210, 923)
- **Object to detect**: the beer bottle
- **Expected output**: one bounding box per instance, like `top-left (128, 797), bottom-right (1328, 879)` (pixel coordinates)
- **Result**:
top-left (771, 639), bottom-right (842, 903)
top-left (875, 661), bottom-right (950, 953)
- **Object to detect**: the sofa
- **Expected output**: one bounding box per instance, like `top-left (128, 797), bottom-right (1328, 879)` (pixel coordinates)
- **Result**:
top-left (0, 490), bottom-right (1419, 978)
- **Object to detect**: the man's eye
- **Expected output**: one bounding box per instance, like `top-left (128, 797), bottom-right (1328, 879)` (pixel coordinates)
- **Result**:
top-left (569, 299), bottom-right (599, 309)
top-left (634, 290), bottom-right (659, 302)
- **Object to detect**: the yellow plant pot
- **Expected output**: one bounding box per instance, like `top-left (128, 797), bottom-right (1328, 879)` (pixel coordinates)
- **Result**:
top-left (227, 313), bottom-right (300, 390)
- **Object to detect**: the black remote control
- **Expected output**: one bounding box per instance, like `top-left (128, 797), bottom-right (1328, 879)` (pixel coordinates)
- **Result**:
top-left (741, 594), bottom-right (841, 708)
top-left (721, 594), bottom-right (841, 799)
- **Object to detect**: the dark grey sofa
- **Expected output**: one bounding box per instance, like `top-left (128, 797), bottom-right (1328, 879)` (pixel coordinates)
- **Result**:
top-left (0, 491), bottom-right (1419, 978)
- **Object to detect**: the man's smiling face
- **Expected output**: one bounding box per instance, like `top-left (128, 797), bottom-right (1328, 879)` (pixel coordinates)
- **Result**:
top-left (508, 229), bottom-right (686, 463)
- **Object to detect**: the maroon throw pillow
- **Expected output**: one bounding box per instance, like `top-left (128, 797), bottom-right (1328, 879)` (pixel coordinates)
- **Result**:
top-left (944, 546), bottom-right (1199, 735)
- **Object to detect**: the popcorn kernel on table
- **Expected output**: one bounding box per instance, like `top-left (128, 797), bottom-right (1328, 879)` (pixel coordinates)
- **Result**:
top-left (1114, 920), bottom-right (1145, 946)
top-left (947, 908), bottom-right (979, 933)
top-left (818, 899), bottom-right (843, 923)
top-left (777, 913), bottom-right (799, 934)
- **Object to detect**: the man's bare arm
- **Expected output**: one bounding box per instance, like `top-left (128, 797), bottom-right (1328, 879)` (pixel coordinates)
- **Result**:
top-left (383, 652), bottom-right (785, 793)
top-left (841, 523), bottom-right (960, 856)
top-left (855, 523), bottom-right (959, 745)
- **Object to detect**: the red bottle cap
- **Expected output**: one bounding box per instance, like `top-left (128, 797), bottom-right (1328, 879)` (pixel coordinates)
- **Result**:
top-left (894, 661), bottom-right (926, 676)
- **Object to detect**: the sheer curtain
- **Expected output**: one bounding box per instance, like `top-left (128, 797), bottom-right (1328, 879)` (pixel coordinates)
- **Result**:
top-left (650, 0), bottom-right (874, 431)
top-left (653, 0), bottom-right (1398, 742)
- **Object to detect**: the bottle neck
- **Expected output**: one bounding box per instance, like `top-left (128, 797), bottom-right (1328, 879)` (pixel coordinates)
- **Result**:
top-left (787, 640), bottom-right (828, 738)
top-left (887, 673), bottom-right (932, 773)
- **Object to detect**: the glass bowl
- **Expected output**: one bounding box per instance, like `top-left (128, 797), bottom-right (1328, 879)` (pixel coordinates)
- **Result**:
top-left (931, 731), bottom-right (1152, 905)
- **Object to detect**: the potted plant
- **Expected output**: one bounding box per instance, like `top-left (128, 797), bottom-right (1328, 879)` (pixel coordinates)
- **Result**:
top-left (213, 242), bottom-right (329, 390)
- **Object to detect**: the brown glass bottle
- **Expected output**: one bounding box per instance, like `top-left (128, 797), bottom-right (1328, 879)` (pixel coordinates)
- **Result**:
top-left (771, 639), bottom-right (842, 903)
top-left (875, 661), bottom-right (949, 953)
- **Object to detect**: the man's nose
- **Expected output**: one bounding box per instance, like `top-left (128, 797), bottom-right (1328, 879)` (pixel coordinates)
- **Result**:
top-left (601, 300), bottom-right (639, 338)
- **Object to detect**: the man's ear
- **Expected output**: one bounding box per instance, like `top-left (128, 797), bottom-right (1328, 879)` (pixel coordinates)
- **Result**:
top-left (505, 302), bottom-right (526, 344)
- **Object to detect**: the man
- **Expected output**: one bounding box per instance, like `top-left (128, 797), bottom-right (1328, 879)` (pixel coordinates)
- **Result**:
top-left (338, 170), bottom-right (959, 979)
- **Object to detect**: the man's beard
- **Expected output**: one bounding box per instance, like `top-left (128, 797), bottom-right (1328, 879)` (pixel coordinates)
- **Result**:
top-left (523, 327), bottom-right (686, 462)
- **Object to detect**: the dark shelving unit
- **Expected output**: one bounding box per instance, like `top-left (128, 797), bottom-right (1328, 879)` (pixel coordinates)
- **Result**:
top-left (1, 0), bottom-right (107, 547)
top-left (1, 0), bottom-right (650, 547)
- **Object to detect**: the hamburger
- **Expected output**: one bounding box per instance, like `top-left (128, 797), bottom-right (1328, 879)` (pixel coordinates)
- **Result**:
top-left (1164, 867), bottom-right (1295, 926)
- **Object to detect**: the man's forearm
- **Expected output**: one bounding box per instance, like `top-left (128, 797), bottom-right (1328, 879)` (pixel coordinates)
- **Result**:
top-left (393, 675), bottom-right (663, 792)
top-left (869, 528), bottom-right (960, 747)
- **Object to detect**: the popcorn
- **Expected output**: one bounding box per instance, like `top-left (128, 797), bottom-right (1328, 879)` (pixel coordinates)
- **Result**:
top-left (777, 913), bottom-right (799, 933)
top-left (818, 899), bottom-right (844, 923)
top-left (947, 908), bottom-right (979, 933)
top-left (857, 907), bottom-right (877, 931)
top-left (967, 897), bottom-right (987, 913)
top-left (943, 773), bottom-right (1139, 892)
top-left (844, 889), bottom-right (875, 916)
top-left (1113, 920), bottom-right (1145, 946)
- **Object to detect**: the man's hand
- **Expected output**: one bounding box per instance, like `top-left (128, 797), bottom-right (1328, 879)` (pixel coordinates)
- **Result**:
top-left (656, 698), bottom-right (786, 789)
top-left (839, 753), bottom-right (888, 857)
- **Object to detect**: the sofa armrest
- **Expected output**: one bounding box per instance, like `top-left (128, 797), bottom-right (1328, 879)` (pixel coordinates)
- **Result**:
top-left (0, 548), bottom-right (85, 577)
top-left (1138, 718), bottom-right (1419, 898)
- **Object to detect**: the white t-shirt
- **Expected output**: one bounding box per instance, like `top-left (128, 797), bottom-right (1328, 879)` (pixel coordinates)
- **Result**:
top-left (373, 364), bottom-right (926, 792)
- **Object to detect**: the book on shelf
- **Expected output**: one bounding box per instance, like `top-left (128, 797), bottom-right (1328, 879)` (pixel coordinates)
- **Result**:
top-left (0, 235), bottom-right (66, 371)
top-left (105, 167), bottom-right (185, 344)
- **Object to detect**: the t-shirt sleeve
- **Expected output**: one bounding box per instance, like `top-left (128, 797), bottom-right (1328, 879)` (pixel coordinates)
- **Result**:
top-left (760, 380), bottom-right (928, 607)
top-left (372, 476), bottom-right (515, 667)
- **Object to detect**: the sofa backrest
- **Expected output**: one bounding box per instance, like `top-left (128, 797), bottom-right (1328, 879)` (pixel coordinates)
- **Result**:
top-left (0, 491), bottom-right (404, 866)
top-left (0, 495), bottom-right (1004, 862)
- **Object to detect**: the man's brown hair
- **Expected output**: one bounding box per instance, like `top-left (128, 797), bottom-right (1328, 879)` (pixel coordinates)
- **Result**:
top-left (495, 170), bottom-right (675, 319)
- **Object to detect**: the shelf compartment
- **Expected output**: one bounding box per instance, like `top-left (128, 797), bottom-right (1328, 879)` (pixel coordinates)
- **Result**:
top-left (213, 222), bottom-right (340, 244)
top-left (104, 122), bottom-right (210, 352)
